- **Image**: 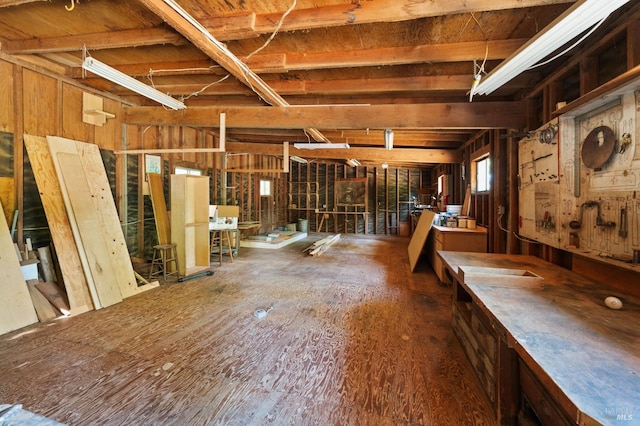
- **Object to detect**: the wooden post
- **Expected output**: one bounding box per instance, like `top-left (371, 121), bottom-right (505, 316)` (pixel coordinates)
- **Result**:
top-left (580, 56), bottom-right (599, 96)
top-left (374, 167), bottom-right (378, 235)
top-left (507, 132), bottom-right (520, 254)
top-left (491, 130), bottom-right (508, 254)
top-left (14, 65), bottom-right (24, 247)
top-left (497, 336), bottom-right (519, 425)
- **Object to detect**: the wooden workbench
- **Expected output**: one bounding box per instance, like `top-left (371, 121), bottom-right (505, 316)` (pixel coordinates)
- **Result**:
top-left (438, 251), bottom-right (640, 425)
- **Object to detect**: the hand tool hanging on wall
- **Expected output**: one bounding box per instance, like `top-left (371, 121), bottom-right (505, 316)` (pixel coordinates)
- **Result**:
top-left (619, 207), bottom-right (628, 238)
top-left (569, 201), bottom-right (616, 229)
top-left (581, 126), bottom-right (616, 169)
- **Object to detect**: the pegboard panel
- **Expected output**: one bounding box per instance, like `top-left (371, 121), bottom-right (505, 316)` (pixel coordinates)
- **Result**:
top-left (558, 90), bottom-right (639, 263)
top-left (518, 118), bottom-right (561, 248)
top-left (519, 87), bottom-right (640, 268)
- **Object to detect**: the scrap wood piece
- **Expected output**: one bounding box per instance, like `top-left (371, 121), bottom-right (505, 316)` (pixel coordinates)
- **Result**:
top-left (303, 235), bottom-right (334, 252)
top-left (37, 246), bottom-right (57, 283)
top-left (35, 281), bottom-right (70, 315)
top-left (462, 184), bottom-right (471, 216)
top-left (309, 234), bottom-right (341, 256)
top-left (27, 280), bottom-right (60, 322)
top-left (134, 271), bottom-right (160, 289)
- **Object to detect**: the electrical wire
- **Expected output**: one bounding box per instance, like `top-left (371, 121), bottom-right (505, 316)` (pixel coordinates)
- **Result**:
top-left (181, 74), bottom-right (231, 101)
top-left (245, 0), bottom-right (297, 60)
top-left (463, 13), bottom-right (488, 102)
top-left (497, 212), bottom-right (541, 244)
top-left (497, 212), bottom-right (508, 233)
top-left (162, 0), bottom-right (281, 106)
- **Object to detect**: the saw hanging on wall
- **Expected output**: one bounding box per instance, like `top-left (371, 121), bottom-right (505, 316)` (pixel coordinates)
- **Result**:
top-left (581, 125), bottom-right (616, 169)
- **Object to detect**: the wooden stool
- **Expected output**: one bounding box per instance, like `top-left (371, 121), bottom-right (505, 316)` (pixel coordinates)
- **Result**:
top-left (149, 243), bottom-right (180, 282)
top-left (210, 229), bottom-right (234, 266)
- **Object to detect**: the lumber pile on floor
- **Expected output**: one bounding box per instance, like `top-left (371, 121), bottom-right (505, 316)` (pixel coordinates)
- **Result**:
top-left (304, 234), bottom-right (341, 256)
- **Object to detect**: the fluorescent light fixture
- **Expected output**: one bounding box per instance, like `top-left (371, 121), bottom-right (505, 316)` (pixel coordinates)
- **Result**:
top-left (346, 159), bottom-right (361, 167)
top-left (293, 143), bottom-right (350, 150)
top-left (82, 57), bottom-right (186, 110)
top-left (472, 0), bottom-right (631, 97)
top-left (290, 155), bottom-right (308, 163)
top-left (384, 129), bottom-right (394, 150)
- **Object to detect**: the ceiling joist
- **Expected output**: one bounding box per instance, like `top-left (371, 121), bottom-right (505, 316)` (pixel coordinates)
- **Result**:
top-left (200, 0), bottom-right (573, 40)
top-left (137, 0), bottom-right (330, 144)
top-left (123, 102), bottom-right (526, 129)
top-left (226, 142), bottom-right (462, 164)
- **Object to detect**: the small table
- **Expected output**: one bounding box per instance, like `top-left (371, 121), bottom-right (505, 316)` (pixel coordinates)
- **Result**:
top-left (438, 251), bottom-right (640, 425)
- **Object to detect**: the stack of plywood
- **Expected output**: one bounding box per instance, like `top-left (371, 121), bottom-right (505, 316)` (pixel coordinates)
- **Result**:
top-left (24, 135), bottom-right (158, 314)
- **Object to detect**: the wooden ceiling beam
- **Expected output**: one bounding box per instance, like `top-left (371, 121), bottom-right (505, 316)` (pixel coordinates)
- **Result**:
top-left (1, 27), bottom-right (185, 54)
top-left (142, 73), bottom-right (536, 97)
top-left (0, 0), bottom-right (45, 6)
top-left (200, 0), bottom-right (573, 41)
top-left (225, 128), bottom-right (471, 144)
top-left (134, 76), bottom-right (470, 96)
top-left (123, 102), bottom-right (526, 129)
top-left (66, 60), bottom-right (225, 79)
top-left (138, 0), bottom-right (329, 143)
top-left (282, 39), bottom-right (526, 72)
top-left (63, 38), bottom-right (524, 77)
top-left (226, 142), bottom-right (461, 164)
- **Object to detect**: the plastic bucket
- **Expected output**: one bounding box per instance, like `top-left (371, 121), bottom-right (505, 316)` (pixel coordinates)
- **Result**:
top-left (297, 218), bottom-right (309, 233)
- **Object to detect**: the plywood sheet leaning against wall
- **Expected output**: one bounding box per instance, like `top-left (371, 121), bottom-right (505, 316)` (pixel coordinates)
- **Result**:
top-left (74, 141), bottom-right (158, 297)
top-left (148, 173), bottom-right (170, 245)
top-left (408, 210), bottom-right (436, 272)
top-left (24, 134), bottom-right (94, 315)
top-left (0, 198), bottom-right (38, 335)
top-left (45, 137), bottom-right (118, 308)
top-left (47, 136), bottom-right (158, 305)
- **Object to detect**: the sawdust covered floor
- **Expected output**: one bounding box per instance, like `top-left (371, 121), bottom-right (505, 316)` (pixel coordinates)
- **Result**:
top-left (0, 234), bottom-right (494, 425)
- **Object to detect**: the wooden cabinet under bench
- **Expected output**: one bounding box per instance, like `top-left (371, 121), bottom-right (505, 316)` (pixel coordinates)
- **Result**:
top-left (426, 225), bottom-right (487, 284)
top-left (439, 251), bottom-right (640, 426)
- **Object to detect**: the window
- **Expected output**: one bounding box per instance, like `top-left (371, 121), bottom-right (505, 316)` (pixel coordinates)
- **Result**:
top-left (260, 179), bottom-right (271, 196)
top-left (175, 166), bottom-right (202, 176)
top-left (474, 156), bottom-right (491, 192)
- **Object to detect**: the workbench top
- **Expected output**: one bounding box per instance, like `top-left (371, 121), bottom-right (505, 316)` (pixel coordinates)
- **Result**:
top-left (438, 251), bottom-right (640, 425)
top-left (432, 224), bottom-right (487, 234)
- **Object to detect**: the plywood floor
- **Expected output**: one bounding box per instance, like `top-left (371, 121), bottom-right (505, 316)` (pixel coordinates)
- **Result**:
top-left (0, 235), bottom-right (495, 425)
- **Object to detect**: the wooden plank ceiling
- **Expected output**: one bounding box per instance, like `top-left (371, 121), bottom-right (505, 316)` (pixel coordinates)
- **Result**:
top-left (0, 0), bottom-right (579, 169)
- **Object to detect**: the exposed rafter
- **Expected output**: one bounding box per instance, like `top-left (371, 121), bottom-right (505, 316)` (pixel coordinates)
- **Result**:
top-left (123, 102), bottom-right (526, 129)
top-left (200, 0), bottom-right (574, 40)
top-left (0, 0), bottom-right (46, 6)
top-left (19, 36), bottom-right (525, 73)
top-left (137, 0), bottom-right (330, 143)
top-left (226, 142), bottom-right (462, 164)
top-left (1, 27), bottom-right (186, 54)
